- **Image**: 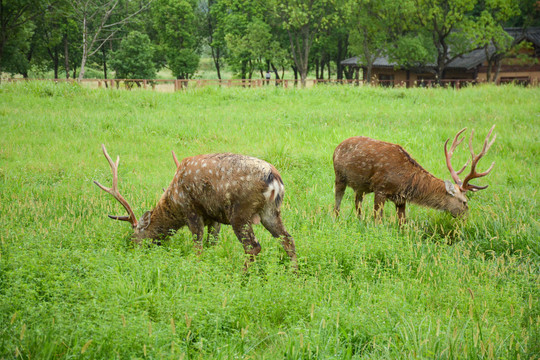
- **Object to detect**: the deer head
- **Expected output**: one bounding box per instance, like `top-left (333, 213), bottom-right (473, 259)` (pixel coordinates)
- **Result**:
top-left (443, 125), bottom-right (497, 216)
top-left (94, 144), bottom-right (159, 242)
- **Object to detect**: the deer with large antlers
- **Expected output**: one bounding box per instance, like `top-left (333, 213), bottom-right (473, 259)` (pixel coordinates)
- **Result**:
top-left (94, 145), bottom-right (297, 270)
top-left (333, 126), bottom-right (496, 223)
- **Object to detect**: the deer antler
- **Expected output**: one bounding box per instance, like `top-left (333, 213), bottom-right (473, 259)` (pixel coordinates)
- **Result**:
top-left (172, 150), bottom-right (179, 167)
top-left (444, 127), bottom-right (469, 185)
top-left (461, 125), bottom-right (496, 192)
top-left (94, 144), bottom-right (139, 228)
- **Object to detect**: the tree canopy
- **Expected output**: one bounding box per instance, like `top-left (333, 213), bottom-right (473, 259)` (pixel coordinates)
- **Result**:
top-left (1, 0), bottom-right (536, 85)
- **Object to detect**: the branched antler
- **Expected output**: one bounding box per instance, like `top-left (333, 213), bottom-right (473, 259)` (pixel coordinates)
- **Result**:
top-left (444, 127), bottom-right (469, 185)
top-left (94, 144), bottom-right (138, 228)
top-left (444, 126), bottom-right (496, 192)
top-left (461, 125), bottom-right (496, 192)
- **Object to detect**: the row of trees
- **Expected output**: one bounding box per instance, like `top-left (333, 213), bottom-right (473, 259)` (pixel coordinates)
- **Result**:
top-left (1, 0), bottom-right (539, 85)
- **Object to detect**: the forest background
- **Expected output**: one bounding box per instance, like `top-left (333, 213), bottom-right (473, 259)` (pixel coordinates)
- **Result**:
top-left (2, 0), bottom-right (540, 86)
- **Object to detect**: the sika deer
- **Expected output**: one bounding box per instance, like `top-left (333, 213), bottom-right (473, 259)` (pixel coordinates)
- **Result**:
top-left (94, 145), bottom-right (297, 269)
top-left (333, 126), bottom-right (496, 223)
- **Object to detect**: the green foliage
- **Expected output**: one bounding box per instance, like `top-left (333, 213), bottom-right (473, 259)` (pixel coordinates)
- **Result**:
top-left (0, 81), bottom-right (539, 359)
top-left (110, 31), bottom-right (156, 79)
top-left (152, 0), bottom-right (200, 79)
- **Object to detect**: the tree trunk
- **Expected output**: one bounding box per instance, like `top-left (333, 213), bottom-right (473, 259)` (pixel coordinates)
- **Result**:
top-left (336, 36), bottom-right (348, 80)
top-left (102, 47), bottom-right (108, 80)
top-left (327, 61), bottom-right (331, 80)
top-left (78, 14), bottom-right (88, 80)
top-left (271, 62), bottom-right (280, 86)
top-left (211, 46), bottom-right (221, 79)
top-left (47, 47), bottom-right (59, 79)
top-left (64, 32), bottom-right (70, 79)
top-left (493, 61), bottom-right (502, 83)
top-left (241, 61), bottom-right (247, 80)
top-left (365, 65), bottom-right (372, 85)
top-left (291, 65), bottom-right (298, 86)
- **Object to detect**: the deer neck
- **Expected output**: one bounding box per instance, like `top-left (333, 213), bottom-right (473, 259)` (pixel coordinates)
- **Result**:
top-left (408, 171), bottom-right (449, 211)
top-left (146, 194), bottom-right (186, 239)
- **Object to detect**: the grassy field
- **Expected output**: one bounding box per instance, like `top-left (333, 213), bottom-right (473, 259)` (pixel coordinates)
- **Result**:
top-left (0, 82), bottom-right (538, 359)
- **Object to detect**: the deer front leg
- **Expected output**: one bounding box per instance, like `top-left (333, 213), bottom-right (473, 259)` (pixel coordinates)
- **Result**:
top-left (334, 177), bottom-right (347, 217)
top-left (260, 209), bottom-right (298, 271)
top-left (186, 213), bottom-right (205, 253)
top-left (374, 192), bottom-right (386, 222)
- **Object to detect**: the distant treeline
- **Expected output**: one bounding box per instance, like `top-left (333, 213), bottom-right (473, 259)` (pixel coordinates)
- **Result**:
top-left (1, 0), bottom-right (539, 85)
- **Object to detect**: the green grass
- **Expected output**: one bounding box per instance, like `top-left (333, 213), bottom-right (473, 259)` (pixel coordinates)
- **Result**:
top-left (0, 82), bottom-right (538, 359)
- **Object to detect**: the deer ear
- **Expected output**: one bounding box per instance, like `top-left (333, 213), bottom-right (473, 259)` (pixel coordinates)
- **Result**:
top-left (445, 180), bottom-right (456, 196)
top-left (138, 211), bottom-right (153, 230)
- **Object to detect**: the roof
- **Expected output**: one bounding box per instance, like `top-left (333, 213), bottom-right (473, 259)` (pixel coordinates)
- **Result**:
top-left (341, 27), bottom-right (540, 70)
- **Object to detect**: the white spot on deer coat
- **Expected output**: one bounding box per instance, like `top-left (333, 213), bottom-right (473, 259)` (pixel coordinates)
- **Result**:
top-left (264, 179), bottom-right (281, 200)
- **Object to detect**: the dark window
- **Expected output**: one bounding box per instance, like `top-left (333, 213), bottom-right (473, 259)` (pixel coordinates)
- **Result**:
top-left (378, 74), bottom-right (394, 87)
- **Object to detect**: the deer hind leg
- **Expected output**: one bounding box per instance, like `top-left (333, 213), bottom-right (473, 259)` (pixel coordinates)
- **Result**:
top-left (207, 221), bottom-right (221, 244)
top-left (334, 176), bottom-right (347, 217)
top-left (373, 192), bottom-right (386, 222)
top-left (396, 203), bottom-right (407, 225)
top-left (354, 191), bottom-right (365, 218)
top-left (260, 208), bottom-right (298, 270)
top-left (187, 213), bottom-right (205, 253)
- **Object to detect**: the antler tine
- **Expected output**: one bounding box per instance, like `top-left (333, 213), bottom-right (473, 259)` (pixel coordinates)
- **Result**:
top-left (461, 125), bottom-right (496, 192)
top-left (444, 127), bottom-right (468, 185)
top-left (94, 144), bottom-right (139, 228)
top-left (172, 150), bottom-right (180, 168)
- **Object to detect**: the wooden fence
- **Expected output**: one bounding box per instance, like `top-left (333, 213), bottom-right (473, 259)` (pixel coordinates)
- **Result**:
top-left (5, 77), bottom-right (539, 90)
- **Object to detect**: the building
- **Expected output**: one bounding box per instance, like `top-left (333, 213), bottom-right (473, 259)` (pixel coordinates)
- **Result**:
top-left (341, 27), bottom-right (540, 86)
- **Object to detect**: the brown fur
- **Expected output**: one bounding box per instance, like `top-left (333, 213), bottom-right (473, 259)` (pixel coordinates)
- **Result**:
top-left (333, 137), bottom-right (469, 222)
top-left (101, 152), bottom-right (297, 270)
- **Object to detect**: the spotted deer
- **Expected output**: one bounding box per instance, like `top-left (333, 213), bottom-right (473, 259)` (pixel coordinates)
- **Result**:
top-left (94, 145), bottom-right (297, 269)
top-left (333, 126), bottom-right (496, 223)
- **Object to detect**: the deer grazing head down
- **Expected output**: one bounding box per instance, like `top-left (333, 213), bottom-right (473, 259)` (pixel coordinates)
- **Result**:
top-left (333, 126), bottom-right (496, 223)
top-left (95, 145), bottom-right (297, 270)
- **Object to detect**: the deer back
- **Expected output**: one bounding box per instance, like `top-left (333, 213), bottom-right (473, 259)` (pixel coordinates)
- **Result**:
top-left (160, 153), bottom-right (284, 225)
top-left (333, 137), bottom-right (436, 195)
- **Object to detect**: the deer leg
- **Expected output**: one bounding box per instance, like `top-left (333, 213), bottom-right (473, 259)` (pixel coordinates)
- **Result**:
top-left (260, 209), bottom-right (298, 271)
top-left (334, 177), bottom-right (347, 217)
top-left (231, 219), bottom-right (261, 270)
top-left (186, 213), bottom-right (205, 253)
top-left (373, 192), bottom-right (386, 222)
top-left (396, 203), bottom-right (407, 225)
top-left (207, 221), bottom-right (221, 244)
top-left (354, 191), bottom-right (365, 217)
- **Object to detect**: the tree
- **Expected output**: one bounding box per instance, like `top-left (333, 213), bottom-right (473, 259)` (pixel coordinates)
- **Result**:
top-left (70, 0), bottom-right (150, 80)
top-left (0, 0), bottom-right (47, 77)
top-left (199, 0), bottom-right (226, 79)
top-left (472, 0), bottom-right (521, 82)
top-left (109, 30), bottom-right (156, 79)
top-left (347, 0), bottom-right (390, 84)
top-left (152, 0), bottom-right (200, 79)
top-left (274, 0), bottom-right (341, 87)
top-left (412, 0), bottom-right (482, 83)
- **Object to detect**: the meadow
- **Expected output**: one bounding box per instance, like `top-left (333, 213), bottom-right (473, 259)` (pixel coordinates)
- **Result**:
top-left (0, 82), bottom-right (538, 359)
